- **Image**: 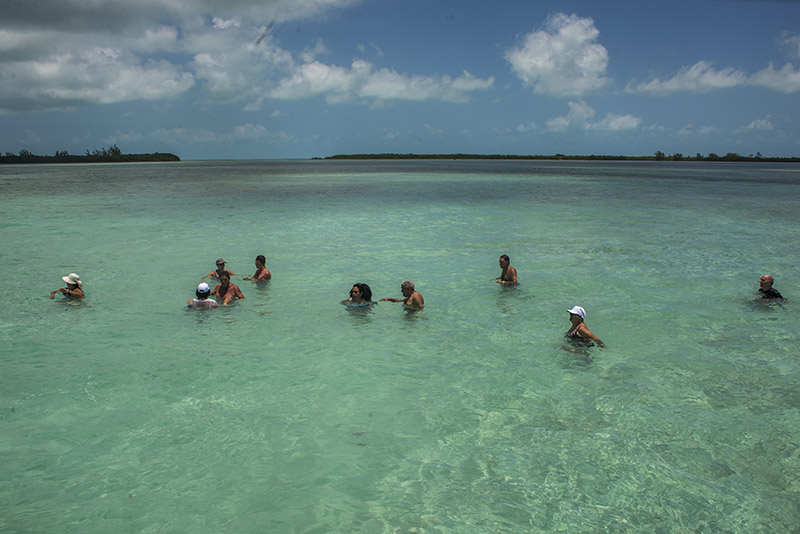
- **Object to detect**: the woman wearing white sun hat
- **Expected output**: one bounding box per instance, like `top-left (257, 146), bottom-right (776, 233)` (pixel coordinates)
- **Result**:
top-left (565, 306), bottom-right (604, 348)
top-left (50, 273), bottom-right (84, 300)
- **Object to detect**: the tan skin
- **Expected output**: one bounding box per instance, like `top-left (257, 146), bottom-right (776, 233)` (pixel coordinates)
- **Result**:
top-left (243, 259), bottom-right (271, 282)
top-left (759, 274), bottom-right (774, 291)
top-left (201, 263), bottom-right (238, 281)
top-left (50, 283), bottom-right (84, 299)
top-left (494, 256), bottom-right (518, 285)
top-left (380, 284), bottom-right (424, 310)
top-left (212, 274), bottom-right (245, 305)
top-left (566, 313), bottom-right (604, 347)
top-left (345, 285), bottom-right (370, 304)
top-left (758, 274), bottom-right (785, 301)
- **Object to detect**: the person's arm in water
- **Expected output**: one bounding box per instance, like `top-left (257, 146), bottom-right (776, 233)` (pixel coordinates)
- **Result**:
top-left (579, 324), bottom-right (604, 347)
top-left (51, 286), bottom-right (83, 298)
top-left (243, 268), bottom-right (271, 281)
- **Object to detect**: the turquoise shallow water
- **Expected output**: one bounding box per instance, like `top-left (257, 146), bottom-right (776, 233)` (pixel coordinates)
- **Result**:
top-left (1, 159), bottom-right (799, 532)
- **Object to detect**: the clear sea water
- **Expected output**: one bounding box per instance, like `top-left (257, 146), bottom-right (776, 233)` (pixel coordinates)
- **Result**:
top-left (1, 159), bottom-right (799, 533)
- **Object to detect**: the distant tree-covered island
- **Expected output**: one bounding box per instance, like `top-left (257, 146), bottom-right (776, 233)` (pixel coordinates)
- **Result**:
top-left (0, 145), bottom-right (180, 164)
top-left (322, 152), bottom-right (800, 163)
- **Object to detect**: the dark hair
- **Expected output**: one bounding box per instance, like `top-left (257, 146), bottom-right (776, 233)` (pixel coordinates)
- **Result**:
top-left (352, 283), bottom-right (372, 301)
top-left (219, 272), bottom-right (231, 282)
top-left (500, 254), bottom-right (510, 263)
top-left (256, 255), bottom-right (266, 265)
top-left (196, 288), bottom-right (210, 298)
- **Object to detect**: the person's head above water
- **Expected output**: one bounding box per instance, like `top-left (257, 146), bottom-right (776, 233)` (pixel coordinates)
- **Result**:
top-left (196, 282), bottom-right (211, 298)
top-left (760, 274), bottom-right (774, 289)
top-left (401, 280), bottom-right (415, 295)
top-left (219, 272), bottom-right (231, 284)
top-left (350, 283), bottom-right (372, 301)
top-left (255, 255), bottom-right (266, 266)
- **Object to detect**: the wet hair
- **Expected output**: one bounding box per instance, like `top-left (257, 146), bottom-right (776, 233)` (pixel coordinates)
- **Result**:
top-left (219, 272), bottom-right (231, 282)
top-left (401, 280), bottom-right (415, 291)
top-left (500, 254), bottom-right (510, 263)
top-left (351, 283), bottom-right (372, 301)
top-left (256, 255), bottom-right (266, 265)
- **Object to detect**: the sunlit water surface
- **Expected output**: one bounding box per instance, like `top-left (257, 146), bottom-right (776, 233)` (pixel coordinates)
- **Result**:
top-left (1, 160), bottom-right (799, 533)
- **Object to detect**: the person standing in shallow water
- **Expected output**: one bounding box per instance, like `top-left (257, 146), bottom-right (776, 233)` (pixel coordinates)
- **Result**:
top-left (564, 306), bottom-right (604, 348)
top-left (243, 255), bottom-right (271, 282)
top-left (380, 280), bottom-right (424, 310)
top-left (212, 272), bottom-right (244, 305)
top-left (342, 283), bottom-right (375, 306)
top-left (494, 255), bottom-right (518, 285)
top-left (757, 274), bottom-right (785, 301)
top-left (50, 273), bottom-right (84, 299)
top-left (201, 259), bottom-right (237, 281)
top-left (188, 283), bottom-right (219, 309)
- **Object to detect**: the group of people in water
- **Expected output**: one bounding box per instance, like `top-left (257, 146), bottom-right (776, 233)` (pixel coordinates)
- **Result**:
top-left (50, 254), bottom-right (787, 350)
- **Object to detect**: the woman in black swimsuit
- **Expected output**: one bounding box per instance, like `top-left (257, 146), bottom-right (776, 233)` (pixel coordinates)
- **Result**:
top-left (565, 306), bottom-right (604, 347)
top-left (50, 273), bottom-right (84, 300)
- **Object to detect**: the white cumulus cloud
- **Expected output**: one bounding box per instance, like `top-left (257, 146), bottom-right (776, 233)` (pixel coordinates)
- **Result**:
top-left (626, 61), bottom-right (746, 94)
top-left (0, 0), bottom-right (364, 112)
top-left (749, 63), bottom-right (800, 93)
top-left (546, 100), bottom-right (641, 132)
top-left (734, 116), bottom-right (774, 133)
top-left (627, 59), bottom-right (800, 95)
top-left (268, 59), bottom-right (493, 103)
top-left (505, 13), bottom-right (610, 97)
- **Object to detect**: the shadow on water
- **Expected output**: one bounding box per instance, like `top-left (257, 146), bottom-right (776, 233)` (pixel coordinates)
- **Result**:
top-left (744, 297), bottom-right (787, 313)
top-left (343, 301), bottom-right (377, 326)
top-left (494, 284), bottom-right (532, 315)
top-left (186, 306), bottom-right (217, 325)
top-left (559, 341), bottom-right (601, 369)
top-left (247, 280), bottom-right (271, 292)
top-left (247, 281), bottom-right (272, 316)
top-left (402, 308), bottom-right (426, 323)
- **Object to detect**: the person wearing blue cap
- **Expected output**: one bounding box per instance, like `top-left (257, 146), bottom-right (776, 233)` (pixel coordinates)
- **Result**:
top-left (188, 282), bottom-right (219, 309)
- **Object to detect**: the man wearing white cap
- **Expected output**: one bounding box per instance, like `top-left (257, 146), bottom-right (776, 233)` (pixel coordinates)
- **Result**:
top-left (188, 282), bottom-right (219, 309)
top-left (565, 305), bottom-right (604, 348)
top-left (50, 273), bottom-right (84, 299)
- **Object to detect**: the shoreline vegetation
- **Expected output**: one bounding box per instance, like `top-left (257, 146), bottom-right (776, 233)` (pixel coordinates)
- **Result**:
top-left (0, 145), bottom-right (180, 164)
top-left (321, 152), bottom-right (800, 163)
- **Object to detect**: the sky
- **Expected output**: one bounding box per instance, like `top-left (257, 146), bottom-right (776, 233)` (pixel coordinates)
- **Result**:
top-left (1, 0), bottom-right (799, 160)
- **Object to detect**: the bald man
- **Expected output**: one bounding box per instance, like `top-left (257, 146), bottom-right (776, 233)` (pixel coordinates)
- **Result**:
top-left (757, 274), bottom-right (785, 301)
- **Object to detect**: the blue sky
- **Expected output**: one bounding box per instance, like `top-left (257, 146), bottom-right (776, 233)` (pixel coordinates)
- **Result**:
top-left (1, 0), bottom-right (799, 159)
